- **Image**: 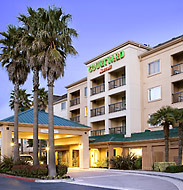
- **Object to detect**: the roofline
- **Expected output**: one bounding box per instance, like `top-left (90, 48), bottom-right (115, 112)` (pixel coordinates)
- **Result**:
top-left (84, 41), bottom-right (152, 65)
top-left (0, 121), bottom-right (91, 131)
top-left (53, 97), bottom-right (67, 105)
top-left (139, 35), bottom-right (183, 59)
top-left (89, 137), bottom-right (178, 146)
top-left (65, 77), bottom-right (87, 89)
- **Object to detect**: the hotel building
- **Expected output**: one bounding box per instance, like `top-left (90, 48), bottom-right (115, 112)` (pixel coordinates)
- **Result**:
top-left (53, 36), bottom-right (183, 170)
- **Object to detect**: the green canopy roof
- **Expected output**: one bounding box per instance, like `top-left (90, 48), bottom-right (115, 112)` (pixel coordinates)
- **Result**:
top-left (89, 127), bottom-right (178, 143)
top-left (1, 108), bottom-right (90, 128)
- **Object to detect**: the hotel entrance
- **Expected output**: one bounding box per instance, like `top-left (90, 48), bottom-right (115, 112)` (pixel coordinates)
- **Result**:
top-left (72, 150), bottom-right (79, 167)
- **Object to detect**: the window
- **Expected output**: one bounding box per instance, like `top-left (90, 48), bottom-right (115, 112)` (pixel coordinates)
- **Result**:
top-left (84, 87), bottom-right (87, 97)
top-left (148, 86), bottom-right (161, 101)
top-left (148, 60), bottom-right (160, 75)
top-left (113, 149), bottom-right (116, 157)
top-left (84, 106), bottom-right (88, 117)
top-left (61, 102), bottom-right (66, 110)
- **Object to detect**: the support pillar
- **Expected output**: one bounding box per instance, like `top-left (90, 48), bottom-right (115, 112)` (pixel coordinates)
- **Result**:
top-left (142, 145), bottom-right (153, 170)
top-left (79, 132), bottom-right (89, 169)
top-left (108, 145), bottom-right (113, 168)
top-left (1, 126), bottom-right (13, 160)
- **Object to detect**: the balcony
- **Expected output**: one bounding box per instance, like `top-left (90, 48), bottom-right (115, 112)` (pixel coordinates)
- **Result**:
top-left (91, 106), bottom-right (105, 117)
top-left (109, 126), bottom-right (126, 134)
top-left (70, 115), bottom-right (80, 123)
top-left (172, 63), bottom-right (183, 75)
top-left (172, 91), bottom-right (183, 103)
top-left (91, 83), bottom-right (105, 96)
top-left (109, 101), bottom-right (126, 113)
top-left (90, 129), bottom-right (105, 136)
top-left (109, 76), bottom-right (126, 90)
top-left (70, 97), bottom-right (80, 107)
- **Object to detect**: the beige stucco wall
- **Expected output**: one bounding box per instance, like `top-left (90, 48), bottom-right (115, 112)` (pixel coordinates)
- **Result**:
top-left (53, 98), bottom-right (67, 119)
top-left (67, 80), bottom-right (87, 126)
top-left (87, 44), bottom-right (148, 136)
top-left (140, 41), bottom-right (183, 132)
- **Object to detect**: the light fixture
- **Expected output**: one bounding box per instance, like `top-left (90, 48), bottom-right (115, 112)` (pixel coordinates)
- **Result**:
top-left (46, 147), bottom-right (49, 151)
top-left (11, 142), bottom-right (14, 147)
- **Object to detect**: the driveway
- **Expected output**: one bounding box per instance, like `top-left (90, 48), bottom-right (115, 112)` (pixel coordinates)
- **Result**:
top-left (67, 168), bottom-right (182, 190)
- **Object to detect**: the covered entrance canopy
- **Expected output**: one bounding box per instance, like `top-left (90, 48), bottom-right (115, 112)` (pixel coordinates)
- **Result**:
top-left (0, 108), bottom-right (90, 169)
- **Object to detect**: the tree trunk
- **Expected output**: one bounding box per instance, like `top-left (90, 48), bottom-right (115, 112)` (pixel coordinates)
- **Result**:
top-left (33, 67), bottom-right (39, 165)
top-left (178, 123), bottom-right (183, 165)
top-left (48, 76), bottom-right (56, 177)
top-left (21, 139), bottom-right (23, 154)
top-left (14, 81), bottom-right (19, 162)
top-left (164, 124), bottom-right (169, 162)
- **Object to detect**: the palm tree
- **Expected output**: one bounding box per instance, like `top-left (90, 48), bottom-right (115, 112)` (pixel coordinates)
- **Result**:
top-left (37, 88), bottom-right (48, 111)
top-left (173, 108), bottom-right (183, 165)
top-left (9, 88), bottom-right (31, 111)
top-left (0, 25), bottom-right (30, 162)
top-left (18, 7), bottom-right (45, 165)
top-left (9, 88), bottom-right (31, 154)
top-left (34, 6), bottom-right (78, 176)
top-left (148, 106), bottom-right (176, 162)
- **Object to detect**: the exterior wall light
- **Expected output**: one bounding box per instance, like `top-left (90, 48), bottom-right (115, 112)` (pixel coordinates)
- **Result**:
top-left (46, 147), bottom-right (49, 151)
top-left (11, 142), bottom-right (14, 147)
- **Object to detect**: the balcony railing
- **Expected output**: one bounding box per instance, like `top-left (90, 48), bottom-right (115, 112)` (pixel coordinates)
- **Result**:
top-left (91, 83), bottom-right (105, 96)
top-left (109, 101), bottom-right (126, 113)
top-left (70, 97), bottom-right (80, 107)
top-left (109, 126), bottom-right (126, 134)
top-left (172, 63), bottom-right (183, 75)
top-left (70, 115), bottom-right (80, 123)
top-left (91, 106), bottom-right (105, 117)
top-left (90, 129), bottom-right (105, 136)
top-left (109, 76), bottom-right (126, 90)
top-left (172, 91), bottom-right (183, 103)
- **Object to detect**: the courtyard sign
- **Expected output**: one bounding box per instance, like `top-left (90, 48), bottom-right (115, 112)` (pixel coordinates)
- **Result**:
top-left (88, 50), bottom-right (125, 73)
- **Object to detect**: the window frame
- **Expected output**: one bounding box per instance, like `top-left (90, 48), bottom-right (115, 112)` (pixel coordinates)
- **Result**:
top-left (148, 86), bottom-right (161, 102)
top-left (61, 101), bottom-right (66, 110)
top-left (148, 60), bottom-right (161, 76)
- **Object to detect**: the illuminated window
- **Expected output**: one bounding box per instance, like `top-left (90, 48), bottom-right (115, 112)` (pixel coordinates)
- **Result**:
top-left (85, 106), bottom-right (87, 117)
top-left (148, 86), bottom-right (161, 101)
top-left (148, 60), bottom-right (160, 75)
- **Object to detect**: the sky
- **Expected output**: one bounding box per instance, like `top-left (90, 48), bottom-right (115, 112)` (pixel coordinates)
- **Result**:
top-left (0, 0), bottom-right (183, 119)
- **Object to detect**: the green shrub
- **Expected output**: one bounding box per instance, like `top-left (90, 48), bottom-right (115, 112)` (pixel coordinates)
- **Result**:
top-left (56, 165), bottom-right (67, 177)
top-left (0, 156), bottom-right (13, 171)
top-left (110, 154), bottom-right (137, 170)
top-left (165, 165), bottom-right (183, 173)
top-left (11, 165), bottom-right (48, 178)
top-left (153, 162), bottom-right (176, 172)
top-left (134, 156), bottom-right (142, 169)
top-left (94, 159), bottom-right (108, 168)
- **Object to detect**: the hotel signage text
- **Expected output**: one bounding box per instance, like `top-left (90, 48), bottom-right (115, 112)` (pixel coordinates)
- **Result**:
top-left (88, 50), bottom-right (125, 74)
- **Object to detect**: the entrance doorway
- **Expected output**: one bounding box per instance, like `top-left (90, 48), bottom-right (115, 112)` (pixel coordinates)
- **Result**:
top-left (58, 151), bottom-right (69, 165)
top-left (72, 150), bottom-right (79, 167)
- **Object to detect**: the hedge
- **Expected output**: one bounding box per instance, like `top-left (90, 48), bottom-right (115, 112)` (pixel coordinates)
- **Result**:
top-left (165, 165), bottom-right (183, 173)
top-left (56, 165), bottom-right (67, 176)
top-left (153, 162), bottom-right (176, 172)
top-left (11, 165), bottom-right (48, 178)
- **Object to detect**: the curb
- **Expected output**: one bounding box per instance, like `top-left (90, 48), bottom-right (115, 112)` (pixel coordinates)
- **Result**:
top-left (0, 173), bottom-right (35, 182)
top-left (35, 178), bottom-right (74, 183)
top-left (0, 173), bottom-right (74, 183)
top-left (116, 170), bottom-right (183, 182)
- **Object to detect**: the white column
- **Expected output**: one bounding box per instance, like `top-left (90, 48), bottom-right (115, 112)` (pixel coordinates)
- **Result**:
top-left (105, 73), bottom-right (109, 134)
top-left (1, 126), bottom-right (13, 160)
top-left (79, 132), bottom-right (89, 169)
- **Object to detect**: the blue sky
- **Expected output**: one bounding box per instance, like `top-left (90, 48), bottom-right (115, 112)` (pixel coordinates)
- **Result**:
top-left (0, 0), bottom-right (183, 119)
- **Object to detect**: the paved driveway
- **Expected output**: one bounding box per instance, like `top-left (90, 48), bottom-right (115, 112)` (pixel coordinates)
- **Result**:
top-left (67, 168), bottom-right (182, 190)
top-left (0, 176), bottom-right (112, 190)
